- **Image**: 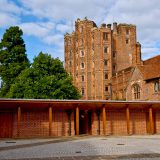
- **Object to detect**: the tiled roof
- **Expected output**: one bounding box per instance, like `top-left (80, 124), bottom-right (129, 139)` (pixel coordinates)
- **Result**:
top-left (138, 55), bottom-right (160, 80)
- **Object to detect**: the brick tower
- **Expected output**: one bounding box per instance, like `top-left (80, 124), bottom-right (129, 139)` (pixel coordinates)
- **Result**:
top-left (64, 18), bottom-right (141, 100)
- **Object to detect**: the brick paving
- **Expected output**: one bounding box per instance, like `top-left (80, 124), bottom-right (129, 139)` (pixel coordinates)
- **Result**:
top-left (1, 136), bottom-right (160, 160)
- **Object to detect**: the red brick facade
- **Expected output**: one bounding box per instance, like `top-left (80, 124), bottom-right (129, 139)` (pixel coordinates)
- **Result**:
top-left (64, 18), bottom-right (160, 101)
top-left (0, 99), bottom-right (160, 138)
top-left (11, 109), bottom-right (75, 138)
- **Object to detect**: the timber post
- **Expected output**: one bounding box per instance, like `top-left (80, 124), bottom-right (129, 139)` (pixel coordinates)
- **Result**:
top-left (149, 107), bottom-right (154, 134)
top-left (49, 105), bottom-right (52, 136)
top-left (126, 106), bottom-right (130, 135)
top-left (76, 106), bottom-right (79, 135)
top-left (17, 105), bottom-right (21, 137)
top-left (102, 105), bottom-right (106, 135)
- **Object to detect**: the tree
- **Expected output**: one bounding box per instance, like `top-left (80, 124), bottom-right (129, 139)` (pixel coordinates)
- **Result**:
top-left (0, 26), bottom-right (30, 97)
top-left (7, 52), bottom-right (81, 99)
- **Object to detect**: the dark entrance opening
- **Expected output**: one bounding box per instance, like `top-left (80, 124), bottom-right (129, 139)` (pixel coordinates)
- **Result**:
top-left (0, 112), bottom-right (13, 138)
top-left (79, 110), bottom-right (92, 135)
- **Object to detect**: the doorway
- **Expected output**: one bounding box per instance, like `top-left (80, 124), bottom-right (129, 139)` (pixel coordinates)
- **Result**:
top-left (79, 110), bottom-right (92, 135)
top-left (0, 112), bottom-right (13, 138)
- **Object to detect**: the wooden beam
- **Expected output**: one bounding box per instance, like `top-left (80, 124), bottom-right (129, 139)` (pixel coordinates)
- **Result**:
top-left (96, 110), bottom-right (100, 135)
top-left (49, 106), bottom-right (52, 136)
top-left (76, 106), bottom-right (79, 135)
top-left (126, 107), bottom-right (130, 135)
top-left (149, 107), bottom-right (154, 134)
top-left (17, 106), bottom-right (21, 137)
top-left (65, 110), bottom-right (72, 136)
top-left (102, 106), bottom-right (106, 135)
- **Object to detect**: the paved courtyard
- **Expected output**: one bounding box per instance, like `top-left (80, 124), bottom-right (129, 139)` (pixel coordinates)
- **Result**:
top-left (1, 135), bottom-right (160, 159)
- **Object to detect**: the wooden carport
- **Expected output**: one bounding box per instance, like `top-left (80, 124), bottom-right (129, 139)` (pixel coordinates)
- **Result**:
top-left (0, 99), bottom-right (160, 138)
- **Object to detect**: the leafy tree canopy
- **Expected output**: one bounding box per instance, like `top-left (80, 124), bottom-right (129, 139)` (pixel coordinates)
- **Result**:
top-left (7, 52), bottom-right (81, 99)
top-left (0, 26), bottom-right (30, 97)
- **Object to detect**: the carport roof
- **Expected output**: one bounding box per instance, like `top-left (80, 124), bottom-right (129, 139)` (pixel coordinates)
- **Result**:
top-left (0, 98), bottom-right (160, 110)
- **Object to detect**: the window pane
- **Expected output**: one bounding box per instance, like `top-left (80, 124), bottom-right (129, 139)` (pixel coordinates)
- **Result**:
top-left (154, 82), bottom-right (159, 92)
top-left (105, 73), bottom-right (108, 79)
top-left (82, 75), bottom-right (84, 81)
top-left (103, 32), bottom-right (108, 40)
top-left (82, 88), bottom-right (84, 95)
top-left (104, 60), bottom-right (107, 65)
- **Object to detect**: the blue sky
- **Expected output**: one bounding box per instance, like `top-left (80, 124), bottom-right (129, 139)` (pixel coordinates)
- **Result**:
top-left (0, 0), bottom-right (160, 62)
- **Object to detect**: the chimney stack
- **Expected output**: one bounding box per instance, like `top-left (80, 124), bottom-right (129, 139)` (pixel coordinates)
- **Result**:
top-left (107, 24), bottom-right (111, 29)
top-left (113, 22), bottom-right (117, 34)
top-left (101, 23), bottom-right (106, 28)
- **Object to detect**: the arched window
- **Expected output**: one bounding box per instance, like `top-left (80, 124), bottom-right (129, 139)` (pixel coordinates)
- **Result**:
top-left (104, 47), bottom-right (108, 53)
top-left (133, 84), bottom-right (140, 99)
top-left (82, 75), bottom-right (84, 82)
top-left (105, 73), bottom-right (108, 79)
top-left (81, 87), bottom-right (84, 96)
top-left (154, 81), bottom-right (159, 92)
top-left (80, 26), bottom-right (83, 33)
top-left (81, 63), bottom-right (84, 69)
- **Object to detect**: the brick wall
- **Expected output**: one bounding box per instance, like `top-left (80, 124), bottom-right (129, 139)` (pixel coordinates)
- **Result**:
top-left (2, 107), bottom-right (160, 138)
top-left (99, 110), bottom-right (127, 135)
top-left (52, 110), bottom-right (75, 136)
top-left (155, 111), bottom-right (160, 134)
top-left (19, 110), bottom-right (49, 137)
top-left (130, 110), bottom-right (147, 134)
top-left (92, 109), bottom-right (148, 136)
top-left (91, 111), bottom-right (99, 135)
top-left (12, 112), bottom-right (18, 138)
top-left (106, 110), bottom-right (127, 135)
top-left (12, 109), bottom-right (75, 138)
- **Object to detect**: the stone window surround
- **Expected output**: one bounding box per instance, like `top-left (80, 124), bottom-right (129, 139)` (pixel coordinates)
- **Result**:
top-left (81, 62), bottom-right (85, 69)
top-left (80, 50), bottom-right (84, 57)
top-left (81, 87), bottom-right (85, 95)
top-left (104, 46), bottom-right (108, 53)
top-left (154, 81), bottom-right (159, 93)
top-left (132, 83), bottom-right (141, 100)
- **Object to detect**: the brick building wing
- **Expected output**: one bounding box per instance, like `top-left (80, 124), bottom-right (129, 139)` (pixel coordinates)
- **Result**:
top-left (64, 18), bottom-right (160, 101)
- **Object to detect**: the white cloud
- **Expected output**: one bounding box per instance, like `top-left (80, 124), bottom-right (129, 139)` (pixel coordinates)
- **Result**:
top-left (19, 0), bottom-right (160, 60)
top-left (0, 0), bottom-right (22, 14)
top-left (19, 0), bottom-right (113, 23)
top-left (103, 0), bottom-right (160, 60)
top-left (19, 22), bottom-right (64, 49)
top-left (56, 23), bottom-right (72, 33)
top-left (142, 47), bottom-right (160, 60)
top-left (19, 23), bottom-right (48, 38)
top-left (0, 12), bottom-right (19, 27)
top-left (19, 22), bottom-right (51, 38)
top-left (0, 0), bottom-right (22, 27)
top-left (1, 0), bottom-right (160, 61)
top-left (44, 34), bottom-right (64, 46)
top-left (39, 22), bottom-right (55, 30)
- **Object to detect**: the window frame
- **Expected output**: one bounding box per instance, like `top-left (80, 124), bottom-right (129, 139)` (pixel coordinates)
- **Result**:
top-left (113, 51), bottom-right (116, 58)
top-left (103, 32), bottom-right (108, 41)
top-left (105, 86), bottom-right (108, 92)
top-left (80, 50), bottom-right (84, 57)
top-left (105, 73), bottom-right (108, 79)
top-left (126, 29), bottom-right (129, 35)
top-left (81, 62), bottom-right (84, 69)
top-left (132, 84), bottom-right (141, 100)
top-left (126, 39), bottom-right (129, 44)
top-left (104, 59), bottom-right (108, 66)
top-left (104, 47), bottom-right (108, 53)
top-left (154, 81), bottom-right (159, 93)
top-left (82, 75), bottom-right (84, 82)
top-left (80, 26), bottom-right (83, 33)
top-left (82, 87), bottom-right (84, 96)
